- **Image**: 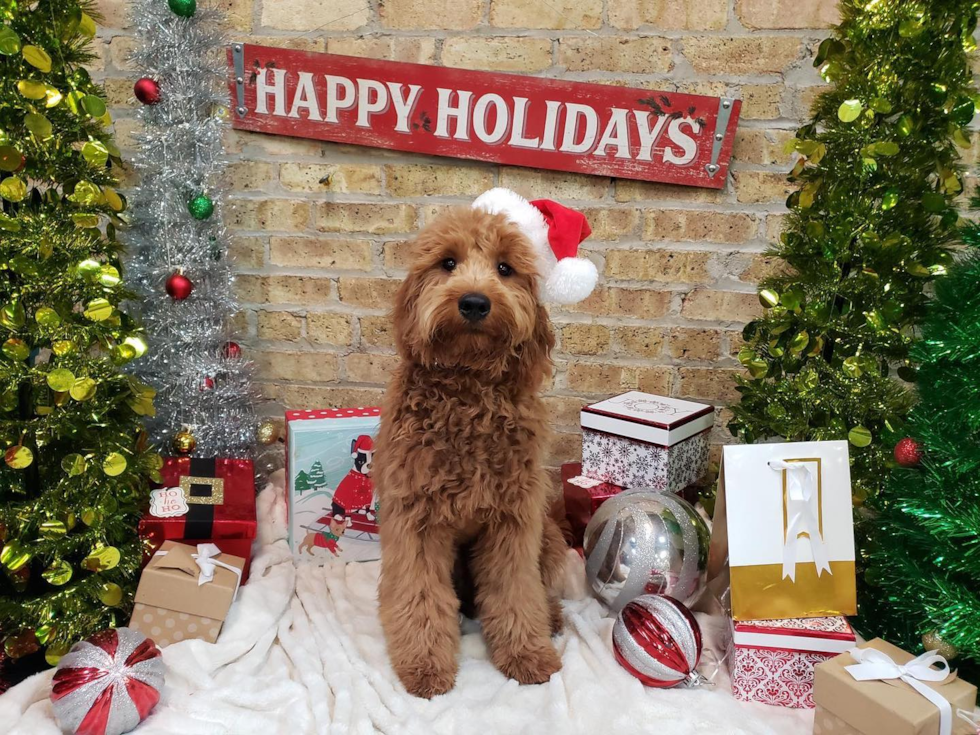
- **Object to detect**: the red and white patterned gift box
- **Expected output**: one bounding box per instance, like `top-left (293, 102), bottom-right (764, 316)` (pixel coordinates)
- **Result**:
top-left (580, 391), bottom-right (713, 492)
top-left (729, 616), bottom-right (856, 709)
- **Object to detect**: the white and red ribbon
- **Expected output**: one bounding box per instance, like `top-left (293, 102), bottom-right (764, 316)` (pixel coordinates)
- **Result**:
top-left (846, 647), bottom-right (953, 735)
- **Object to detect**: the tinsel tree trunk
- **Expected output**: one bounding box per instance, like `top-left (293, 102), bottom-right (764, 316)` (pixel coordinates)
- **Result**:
top-left (126, 0), bottom-right (260, 460)
top-left (727, 2), bottom-right (976, 535)
top-left (0, 1), bottom-right (159, 669)
top-left (860, 197), bottom-right (980, 679)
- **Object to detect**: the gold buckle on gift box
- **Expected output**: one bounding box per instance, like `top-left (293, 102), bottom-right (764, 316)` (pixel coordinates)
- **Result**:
top-left (180, 475), bottom-right (225, 505)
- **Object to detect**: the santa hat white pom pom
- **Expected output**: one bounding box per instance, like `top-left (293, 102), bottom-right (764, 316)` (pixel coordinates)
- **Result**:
top-left (546, 256), bottom-right (598, 305)
top-left (472, 187), bottom-right (596, 304)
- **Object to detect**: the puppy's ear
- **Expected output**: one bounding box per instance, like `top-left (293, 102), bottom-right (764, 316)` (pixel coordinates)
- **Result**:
top-left (392, 268), bottom-right (424, 360)
top-left (514, 304), bottom-right (555, 390)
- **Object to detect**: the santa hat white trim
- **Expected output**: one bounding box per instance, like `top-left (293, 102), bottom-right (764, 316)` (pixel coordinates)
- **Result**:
top-left (472, 187), bottom-right (597, 304)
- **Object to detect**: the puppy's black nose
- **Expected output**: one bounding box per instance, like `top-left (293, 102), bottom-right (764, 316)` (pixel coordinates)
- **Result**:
top-left (458, 292), bottom-right (491, 322)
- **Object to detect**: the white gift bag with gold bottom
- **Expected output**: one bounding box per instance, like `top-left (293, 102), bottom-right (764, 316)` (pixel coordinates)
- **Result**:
top-left (706, 440), bottom-right (857, 621)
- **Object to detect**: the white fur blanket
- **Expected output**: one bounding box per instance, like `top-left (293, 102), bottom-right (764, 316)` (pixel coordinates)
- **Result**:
top-left (1, 476), bottom-right (810, 734)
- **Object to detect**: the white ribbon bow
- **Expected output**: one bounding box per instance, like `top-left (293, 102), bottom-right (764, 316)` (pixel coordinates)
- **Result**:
top-left (769, 459), bottom-right (831, 581)
top-left (846, 647), bottom-right (953, 735)
top-left (154, 543), bottom-right (243, 602)
top-left (192, 543), bottom-right (243, 601)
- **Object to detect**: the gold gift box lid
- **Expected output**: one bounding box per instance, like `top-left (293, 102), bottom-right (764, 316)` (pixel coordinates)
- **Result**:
top-left (814, 638), bottom-right (977, 735)
top-left (135, 540), bottom-right (245, 621)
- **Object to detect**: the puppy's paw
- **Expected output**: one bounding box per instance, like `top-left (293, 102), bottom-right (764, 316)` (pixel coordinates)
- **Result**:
top-left (397, 663), bottom-right (457, 699)
top-left (496, 642), bottom-right (561, 685)
top-left (548, 597), bottom-right (564, 636)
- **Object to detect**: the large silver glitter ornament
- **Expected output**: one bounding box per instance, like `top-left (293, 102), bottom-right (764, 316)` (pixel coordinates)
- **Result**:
top-left (51, 627), bottom-right (165, 735)
top-left (584, 488), bottom-right (710, 613)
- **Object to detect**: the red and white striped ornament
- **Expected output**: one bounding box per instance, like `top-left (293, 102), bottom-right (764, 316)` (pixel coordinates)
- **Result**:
top-left (51, 628), bottom-right (165, 735)
top-left (612, 594), bottom-right (703, 688)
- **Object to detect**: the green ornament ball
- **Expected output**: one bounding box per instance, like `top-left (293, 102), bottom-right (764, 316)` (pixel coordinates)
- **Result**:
top-left (168, 0), bottom-right (197, 18)
top-left (188, 194), bottom-right (214, 221)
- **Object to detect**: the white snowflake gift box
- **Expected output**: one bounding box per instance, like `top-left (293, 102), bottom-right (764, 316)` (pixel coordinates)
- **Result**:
top-left (580, 391), bottom-right (714, 492)
top-left (286, 408), bottom-right (382, 564)
top-left (729, 616), bottom-right (856, 709)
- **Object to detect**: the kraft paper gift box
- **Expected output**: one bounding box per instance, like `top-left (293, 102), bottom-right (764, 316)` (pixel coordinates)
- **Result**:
top-left (730, 616), bottom-right (856, 709)
top-left (286, 407), bottom-right (382, 564)
top-left (130, 541), bottom-right (245, 647)
top-left (812, 638), bottom-right (978, 735)
top-left (707, 440), bottom-right (857, 621)
top-left (139, 457), bottom-right (256, 581)
top-left (580, 391), bottom-right (713, 492)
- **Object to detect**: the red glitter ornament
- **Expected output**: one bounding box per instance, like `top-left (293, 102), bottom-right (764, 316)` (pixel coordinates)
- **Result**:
top-left (612, 595), bottom-right (703, 688)
top-left (165, 272), bottom-right (193, 300)
top-left (199, 376), bottom-right (215, 391)
top-left (133, 77), bottom-right (161, 106)
top-left (222, 341), bottom-right (242, 359)
top-left (894, 437), bottom-right (923, 467)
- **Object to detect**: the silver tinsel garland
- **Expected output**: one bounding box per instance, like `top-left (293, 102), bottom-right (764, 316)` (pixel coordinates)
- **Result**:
top-left (125, 1), bottom-right (261, 460)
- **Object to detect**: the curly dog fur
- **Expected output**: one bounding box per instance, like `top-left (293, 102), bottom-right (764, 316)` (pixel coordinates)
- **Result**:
top-left (375, 206), bottom-right (568, 699)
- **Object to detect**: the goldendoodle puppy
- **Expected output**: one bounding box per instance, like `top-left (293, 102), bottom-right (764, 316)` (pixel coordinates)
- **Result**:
top-left (375, 205), bottom-right (567, 699)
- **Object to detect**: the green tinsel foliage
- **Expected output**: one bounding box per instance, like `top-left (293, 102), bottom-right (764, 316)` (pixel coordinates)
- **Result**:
top-left (0, 0), bottom-right (160, 666)
top-left (860, 202), bottom-right (980, 679)
top-left (728, 0), bottom-right (977, 515)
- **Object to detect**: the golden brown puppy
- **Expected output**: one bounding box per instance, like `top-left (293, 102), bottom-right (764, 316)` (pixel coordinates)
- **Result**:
top-left (374, 206), bottom-right (568, 699)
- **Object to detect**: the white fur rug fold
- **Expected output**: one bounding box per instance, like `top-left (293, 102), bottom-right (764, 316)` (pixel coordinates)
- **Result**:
top-left (0, 476), bottom-right (810, 734)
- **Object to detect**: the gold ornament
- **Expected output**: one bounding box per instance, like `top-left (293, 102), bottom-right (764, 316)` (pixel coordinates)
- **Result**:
top-left (98, 582), bottom-right (123, 606)
top-left (81, 545), bottom-right (120, 572)
top-left (172, 428), bottom-right (197, 455)
top-left (257, 420), bottom-right (280, 446)
top-left (44, 641), bottom-right (71, 666)
top-left (922, 630), bottom-right (958, 660)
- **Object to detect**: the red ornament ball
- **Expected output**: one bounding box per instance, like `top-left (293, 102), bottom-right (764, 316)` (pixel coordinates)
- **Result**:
top-left (894, 437), bottom-right (923, 467)
top-left (133, 77), bottom-right (161, 106)
top-left (222, 341), bottom-right (242, 359)
top-left (612, 594), bottom-right (702, 688)
top-left (51, 628), bottom-right (164, 735)
top-left (165, 272), bottom-right (193, 300)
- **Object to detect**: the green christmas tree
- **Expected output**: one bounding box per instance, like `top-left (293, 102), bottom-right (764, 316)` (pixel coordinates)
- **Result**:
top-left (861, 198), bottom-right (980, 678)
top-left (308, 460), bottom-right (326, 490)
top-left (728, 0), bottom-right (976, 518)
top-left (295, 470), bottom-right (312, 496)
top-left (0, 1), bottom-right (158, 666)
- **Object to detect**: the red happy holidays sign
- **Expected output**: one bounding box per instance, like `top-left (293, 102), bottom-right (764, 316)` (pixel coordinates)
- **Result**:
top-left (228, 43), bottom-right (741, 189)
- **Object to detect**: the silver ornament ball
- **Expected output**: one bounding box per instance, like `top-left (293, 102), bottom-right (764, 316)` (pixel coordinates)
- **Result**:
top-left (584, 488), bottom-right (710, 613)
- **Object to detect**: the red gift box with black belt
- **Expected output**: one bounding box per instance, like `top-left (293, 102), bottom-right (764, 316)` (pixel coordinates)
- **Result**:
top-left (139, 457), bottom-right (257, 581)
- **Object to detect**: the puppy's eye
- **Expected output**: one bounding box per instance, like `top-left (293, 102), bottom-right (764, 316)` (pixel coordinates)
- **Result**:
top-left (441, 258), bottom-right (456, 272)
top-left (497, 262), bottom-right (514, 277)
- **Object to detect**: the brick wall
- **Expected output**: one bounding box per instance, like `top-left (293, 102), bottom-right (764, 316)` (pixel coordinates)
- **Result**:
top-left (92, 0), bottom-right (835, 470)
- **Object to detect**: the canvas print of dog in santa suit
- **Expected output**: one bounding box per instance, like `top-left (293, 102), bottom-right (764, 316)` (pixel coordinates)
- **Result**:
top-left (286, 408), bottom-right (382, 563)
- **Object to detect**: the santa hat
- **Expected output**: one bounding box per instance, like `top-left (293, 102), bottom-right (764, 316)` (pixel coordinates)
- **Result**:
top-left (472, 188), bottom-right (597, 304)
top-left (351, 435), bottom-right (374, 458)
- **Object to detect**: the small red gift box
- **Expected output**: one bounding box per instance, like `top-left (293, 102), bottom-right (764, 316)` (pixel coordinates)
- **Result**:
top-left (729, 616), bottom-right (856, 709)
top-left (140, 457), bottom-right (257, 581)
top-left (562, 462), bottom-right (624, 548)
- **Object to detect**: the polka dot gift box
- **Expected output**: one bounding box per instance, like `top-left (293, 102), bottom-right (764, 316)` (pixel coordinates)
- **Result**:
top-left (128, 541), bottom-right (246, 647)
